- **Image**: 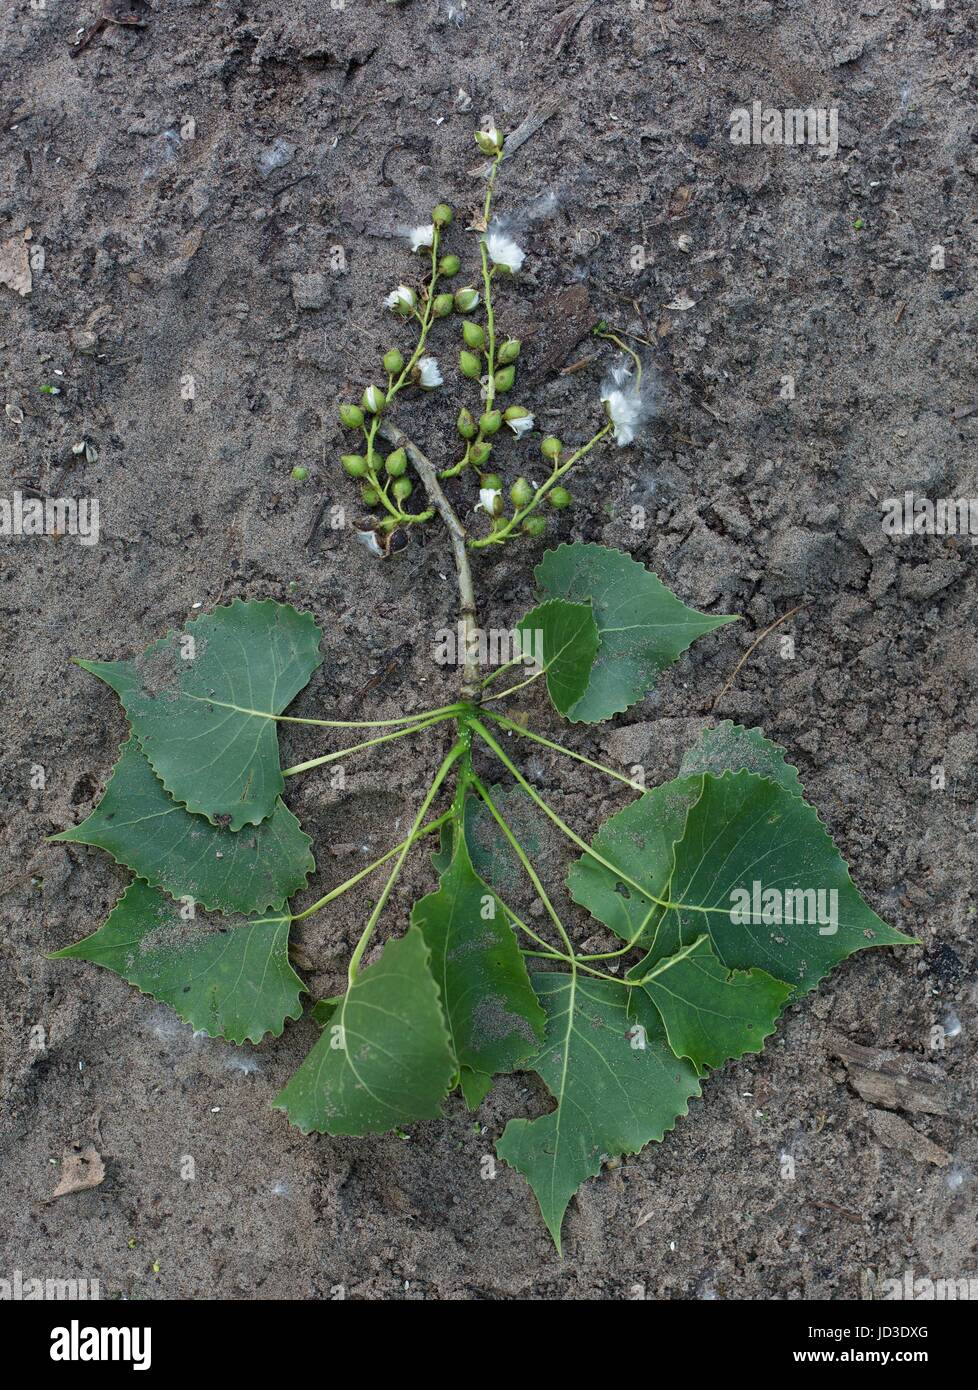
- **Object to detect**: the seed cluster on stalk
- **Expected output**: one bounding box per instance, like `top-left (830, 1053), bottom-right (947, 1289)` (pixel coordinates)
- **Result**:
top-left (335, 124), bottom-right (644, 555)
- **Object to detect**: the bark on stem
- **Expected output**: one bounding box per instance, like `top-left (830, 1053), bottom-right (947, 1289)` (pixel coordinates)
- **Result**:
top-left (377, 419), bottom-right (482, 702)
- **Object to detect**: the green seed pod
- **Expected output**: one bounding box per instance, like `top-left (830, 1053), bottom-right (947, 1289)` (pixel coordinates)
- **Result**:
top-left (462, 320), bottom-right (486, 350)
top-left (454, 287), bottom-right (480, 313)
top-left (362, 385), bottom-right (386, 414)
top-left (504, 404), bottom-right (531, 421)
top-left (385, 448), bottom-right (408, 478)
top-left (339, 402), bottom-right (365, 429)
top-left (291, 465), bottom-right (309, 482)
top-left (481, 473), bottom-right (503, 492)
top-left (432, 203), bottom-right (453, 229)
top-left (541, 436), bottom-right (562, 461)
top-left (549, 486), bottom-right (572, 509)
top-left (497, 339), bottom-right (521, 365)
top-left (438, 253), bottom-right (460, 277)
top-left (382, 349), bottom-right (404, 376)
top-left (480, 409), bottom-right (502, 436)
top-left (459, 350), bottom-right (482, 379)
top-left (432, 293), bottom-right (455, 318)
top-left (341, 454), bottom-right (368, 478)
top-left (470, 441), bottom-right (493, 467)
top-left (361, 484), bottom-right (380, 507)
top-left (510, 476), bottom-right (533, 508)
top-left (493, 365), bottom-right (516, 393)
top-left (474, 128), bottom-right (503, 155)
top-left (392, 476), bottom-right (413, 502)
top-left (523, 516), bottom-right (548, 537)
top-left (457, 408), bottom-right (477, 440)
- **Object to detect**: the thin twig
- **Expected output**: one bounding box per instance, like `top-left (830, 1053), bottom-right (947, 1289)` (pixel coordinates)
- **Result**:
top-left (712, 604), bottom-right (808, 712)
top-left (378, 420), bottom-right (482, 702)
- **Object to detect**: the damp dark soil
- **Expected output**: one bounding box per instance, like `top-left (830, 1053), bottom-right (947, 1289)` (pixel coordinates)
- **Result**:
top-left (1, 0), bottom-right (975, 1299)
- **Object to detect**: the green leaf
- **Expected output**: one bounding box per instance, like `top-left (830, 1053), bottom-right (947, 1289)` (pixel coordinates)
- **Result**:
top-left (567, 725), bottom-right (805, 949)
top-left (567, 776), bottom-right (701, 949)
top-left (496, 975), bottom-right (700, 1252)
top-left (49, 736), bottom-right (315, 915)
top-left (534, 542), bottom-right (737, 723)
top-left (274, 928), bottom-right (456, 1135)
top-left (629, 770), bottom-right (917, 995)
top-left (678, 720), bottom-right (803, 796)
top-left (437, 782), bottom-right (550, 900)
top-left (515, 598), bottom-right (600, 717)
top-left (412, 828), bottom-right (545, 1080)
top-left (75, 599), bottom-right (323, 830)
top-left (50, 881), bottom-right (304, 1044)
top-left (634, 934), bottom-right (793, 1075)
top-left (459, 1067), bottom-right (493, 1109)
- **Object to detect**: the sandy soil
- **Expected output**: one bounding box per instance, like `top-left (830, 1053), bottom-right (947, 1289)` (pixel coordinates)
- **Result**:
top-left (1, 0), bottom-right (975, 1299)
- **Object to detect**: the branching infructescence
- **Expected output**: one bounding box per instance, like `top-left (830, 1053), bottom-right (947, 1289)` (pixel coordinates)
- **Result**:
top-left (51, 125), bottom-right (918, 1253)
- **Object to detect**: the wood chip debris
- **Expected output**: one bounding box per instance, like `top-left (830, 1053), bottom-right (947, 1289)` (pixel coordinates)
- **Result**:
top-left (866, 1109), bottom-right (950, 1167)
top-left (0, 232), bottom-right (32, 297)
top-left (50, 1142), bottom-right (106, 1199)
top-left (826, 1033), bottom-right (948, 1116)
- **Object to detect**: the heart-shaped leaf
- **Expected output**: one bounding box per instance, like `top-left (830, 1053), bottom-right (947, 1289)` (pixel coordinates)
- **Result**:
top-left (575, 769), bottom-right (916, 998)
top-left (533, 543), bottom-right (737, 722)
top-left (412, 826), bottom-right (545, 1082)
top-left (634, 933), bottom-right (793, 1075)
top-left (49, 736), bottom-right (315, 915)
top-left (496, 975), bottom-right (700, 1252)
top-left (567, 722), bottom-right (805, 948)
top-left (274, 928), bottom-right (456, 1135)
top-left (75, 599), bottom-right (323, 830)
top-left (567, 776), bottom-right (700, 949)
top-left (50, 881), bottom-right (304, 1044)
top-left (678, 719), bottom-right (803, 795)
top-left (639, 770), bottom-right (916, 992)
top-left (515, 598), bottom-right (600, 717)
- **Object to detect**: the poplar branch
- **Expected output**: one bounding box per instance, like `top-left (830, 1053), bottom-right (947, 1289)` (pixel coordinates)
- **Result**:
top-left (377, 419), bottom-right (482, 702)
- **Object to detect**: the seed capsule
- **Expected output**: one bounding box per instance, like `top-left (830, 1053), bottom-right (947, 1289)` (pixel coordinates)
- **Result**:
top-left (392, 477), bottom-right (413, 502)
top-left (385, 449), bottom-right (408, 477)
top-left (474, 128), bottom-right (503, 155)
top-left (454, 287), bottom-right (480, 313)
top-left (339, 403), bottom-right (365, 429)
top-left (480, 410), bottom-right (502, 435)
top-left (497, 339), bottom-right (521, 364)
top-left (382, 350), bottom-right (404, 376)
top-left (457, 408), bottom-right (477, 440)
top-left (432, 203), bottom-right (453, 228)
top-left (493, 365), bottom-right (515, 392)
top-left (438, 254), bottom-right (460, 276)
top-left (432, 293), bottom-right (455, 318)
top-left (459, 350), bottom-right (482, 379)
top-left (342, 454), bottom-right (368, 477)
top-left (549, 486), bottom-right (572, 509)
top-left (523, 516), bottom-right (548, 537)
top-left (510, 476), bottom-right (533, 507)
top-left (362, 385), bottom-right (386, 413)
top-left (462, 320), bottom-right (486, 350)
top-left (541, 436), bottom-right (562, 461)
